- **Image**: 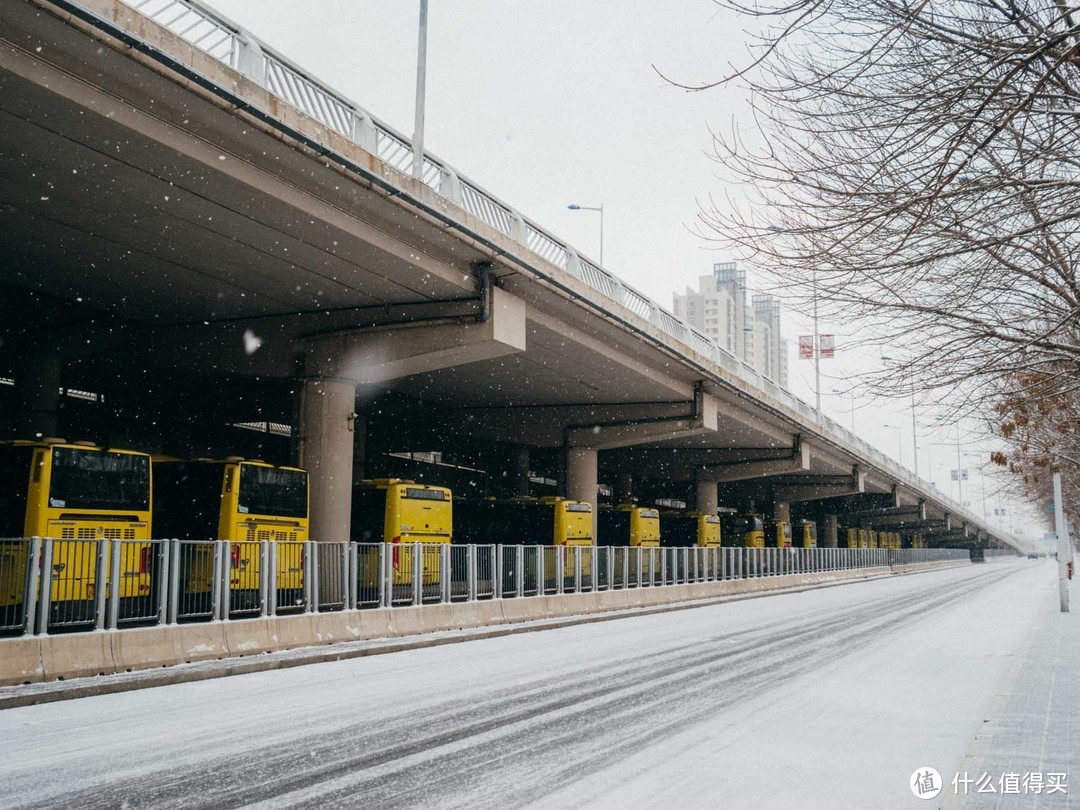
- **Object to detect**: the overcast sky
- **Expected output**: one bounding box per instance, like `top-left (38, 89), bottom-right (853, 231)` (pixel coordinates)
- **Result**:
top-left (198, 0), bottom-right (1039, 536)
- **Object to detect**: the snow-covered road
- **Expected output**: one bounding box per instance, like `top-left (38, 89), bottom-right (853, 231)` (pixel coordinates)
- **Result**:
top-left (1, 561), bottom-right (1055, 809)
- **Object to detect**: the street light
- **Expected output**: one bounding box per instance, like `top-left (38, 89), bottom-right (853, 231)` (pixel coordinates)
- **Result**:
top-left (411, 0), bottom-right (429, 179)
top-left (881, 355), bottom-right (919, 479)
top-left (567, 203), bottom-right (604, 265)
top-left (769, 225), bottom-right (823, 423)
top-left (961, 450), bottom-right (989, 521)
top-left (831, 388), bottom-right (855, 433)
top-left (916, 445), bottom-right (932, 482)
top-left (883, 424), bottom-right (903, 466)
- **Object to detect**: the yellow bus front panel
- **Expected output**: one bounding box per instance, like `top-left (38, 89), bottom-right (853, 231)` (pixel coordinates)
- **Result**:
top-left (632, 508), bottom-right (661, 548)
top-left (1, 443), bottom-right (154, 608)
top-left (153, 459), bottom-right (310, 598)
top-left (548, 499), bottom-right (593, 581)
top-left (772, 521), bottom-right (792, 548)
top-left (797, 522), bottom-right (818, 548)
top-left (355, 480), bottom-right (452, 591)
top-left (699, 514), bottom-right (721, 547)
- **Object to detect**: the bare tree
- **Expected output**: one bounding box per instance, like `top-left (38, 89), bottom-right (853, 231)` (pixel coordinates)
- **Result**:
top-left (993, 364), bottom-right (1080, 520)
top-left (688, 0), bottom-right (1080, 410)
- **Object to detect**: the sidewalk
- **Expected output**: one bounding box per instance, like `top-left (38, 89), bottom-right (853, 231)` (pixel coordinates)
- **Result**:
top-left (951, 572), bottom-right (1078, 808)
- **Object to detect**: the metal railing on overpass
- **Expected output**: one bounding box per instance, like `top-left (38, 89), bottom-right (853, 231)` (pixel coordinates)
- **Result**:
top-left (1, 538), bottom-right (983, 637)
top-left (73, 0), bottom-right (995, 537)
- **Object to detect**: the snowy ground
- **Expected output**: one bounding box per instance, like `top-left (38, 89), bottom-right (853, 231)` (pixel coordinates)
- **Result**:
top-left (0, 560), bottom-right (1066, 809)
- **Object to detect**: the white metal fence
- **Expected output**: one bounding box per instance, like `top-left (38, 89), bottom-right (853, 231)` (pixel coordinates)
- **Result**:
top-left (0, 538), bottom-right (985, 637)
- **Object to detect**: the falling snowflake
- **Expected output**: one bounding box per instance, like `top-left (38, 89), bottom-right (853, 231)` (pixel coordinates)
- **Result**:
top-left (243, 329), bottom-right (263, 355)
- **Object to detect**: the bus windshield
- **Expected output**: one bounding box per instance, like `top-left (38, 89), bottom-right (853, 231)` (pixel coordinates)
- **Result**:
top-left (49, 448), bottom-right (150, 512)
top-left (238, 465), bottom-right (307, 518)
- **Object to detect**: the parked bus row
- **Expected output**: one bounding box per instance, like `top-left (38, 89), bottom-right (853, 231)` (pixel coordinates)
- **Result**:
top-left (0, 438), bottom-right (922, 621)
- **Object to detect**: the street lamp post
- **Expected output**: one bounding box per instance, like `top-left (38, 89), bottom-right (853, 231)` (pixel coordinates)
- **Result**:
top-left (883, 424), bottom-right (903, 466)
top-left (811, 268), bottom-right (822, 422)
top-left (956, 423), bottom-right (963, 508)
top-left (910, 392), bottom-right (918, 486)
top-left (411, 0), bottom-right (429, 179)
top-left (881, 356), bottom-right (919, 477)
top-left (960, 450), bottom-right (989, 521)
top-left (766, 225), bottom-right (823, 423)
top-left (831, 389), bottom-right (855, 433)
top-left (567, 203), bottom-right (604, 265)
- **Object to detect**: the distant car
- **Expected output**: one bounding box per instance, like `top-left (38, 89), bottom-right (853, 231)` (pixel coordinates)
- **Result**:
top-left (1027, 553), bottom-right (1039, 559)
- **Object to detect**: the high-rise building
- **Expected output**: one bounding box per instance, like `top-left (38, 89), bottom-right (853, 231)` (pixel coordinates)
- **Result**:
top-left (673, 262), bottom-right (789, 387)
top-left (751, 294), bottom-right (781, 382)
top-left (673, 262), bottom-right (747, 360)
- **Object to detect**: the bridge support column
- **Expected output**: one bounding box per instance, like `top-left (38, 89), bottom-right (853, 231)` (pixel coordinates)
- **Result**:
top-left (615, 472), bottom-right (634, 504)
top-left (772, 501), bottom-right (791, 524)
top-left (823, 514), bottom-right (839, 548)
top-left (695, 475), bottom-right (718, 516)
top-left (16, 350), bottom-right (62, 438)
top-left (510, 445), bottom-right (531, 497)
top-left (566, 447), bottom-right (599, 540)
top-left (298, 379), bottom-right (356, 542)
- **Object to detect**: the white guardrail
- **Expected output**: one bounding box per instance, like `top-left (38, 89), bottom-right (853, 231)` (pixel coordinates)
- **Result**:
top-left (96, 0), bottom-right (994, 535)
top-left (0, 538), bottom-right (994, 637)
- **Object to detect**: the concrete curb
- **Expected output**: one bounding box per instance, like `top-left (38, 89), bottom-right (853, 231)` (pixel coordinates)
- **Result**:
top-left (0, 560), bottom-right (970, 706)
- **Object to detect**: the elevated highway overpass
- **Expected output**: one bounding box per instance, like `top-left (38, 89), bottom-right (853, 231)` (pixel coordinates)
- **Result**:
top-left (0, 0), bottom-right (1014, 549)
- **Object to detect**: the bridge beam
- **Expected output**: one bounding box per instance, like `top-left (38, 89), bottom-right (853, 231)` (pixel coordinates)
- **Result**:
top-left (705, 439), bottom-right (811, 484)
top-left (769, 467), bottom-right (866, 503)
top-left (844, 501), bottom-right (928, 529)
top-left (564, 391), bottom-right (718, 451)
top-left (304, 287), bottom-right (526, 385)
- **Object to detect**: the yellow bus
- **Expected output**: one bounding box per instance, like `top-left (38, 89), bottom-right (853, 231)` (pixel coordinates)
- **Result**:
top-left (843, 528), bottom-right (859, 548)
top-left (0, 439), bottom-right (152, 621)
top-left (152, 458), bottom-right (309, 610)
top-left (858, 528), bottom-right (870, 548)
top-left (795, 520), bottom-right (818, 548)
top-left (660, 512), bottom-right (721, 548)
top-left (453, 496), bottom-right (592, 590)
top-left (599, 504), bottom-right (661, 548)
top-left (767, 520), bottom-right (793, 549)
top-left (599, 504), bottom-right (661, 583)
top-left (355, 479), bottom-right (453, 593)
top-left (721, 514), bottom-right (766, 548)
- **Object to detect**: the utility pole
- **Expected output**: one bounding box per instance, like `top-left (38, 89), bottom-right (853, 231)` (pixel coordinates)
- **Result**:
top-left (956, 423), bottom-right (963, 506)
top-left (1053, 472), bottom-right (1069, 613)
top-left (812, 268), bottom-right (821, 423)
top-left (911, 391), bottom-right (918, 481)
